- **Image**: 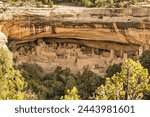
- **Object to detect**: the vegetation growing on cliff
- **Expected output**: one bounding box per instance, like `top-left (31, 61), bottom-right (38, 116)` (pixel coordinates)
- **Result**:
top-left (18, 59), bottom-right (150, 100)
top-left (20, 65), bottom-right (104, 100)
top-left (60, 59), bottom-right (150, 100)
top-left (0, 48), bottom-right (150, 100)
top-left (92, 59), bottom-right (150, 100)
top-left (0, 48), bottom-right (40, 100)
top-left (106, 63), bottom-right (121, 77)
top-left (140, 50), bottom-right (150, 74)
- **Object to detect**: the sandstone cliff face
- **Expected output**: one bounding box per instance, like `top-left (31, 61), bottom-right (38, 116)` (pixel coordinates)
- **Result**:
top-left (0, 6), bottom-right (150, 76)
top-left (0, 32), bottom-right (8, 49)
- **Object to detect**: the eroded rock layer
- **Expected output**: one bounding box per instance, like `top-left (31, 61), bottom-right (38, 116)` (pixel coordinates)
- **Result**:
top-left (0, 6), bottom-right (150, 75)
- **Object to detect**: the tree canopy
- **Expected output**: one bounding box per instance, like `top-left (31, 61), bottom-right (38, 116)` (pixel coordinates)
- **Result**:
top-left (61, 87), bottom-right (80, 100)
top-left (93, 59), bottom-right (150, 100)
top-left (0, 48), bottom-right (27, 99)
top-left (140, 50), bottom-right (150, 74)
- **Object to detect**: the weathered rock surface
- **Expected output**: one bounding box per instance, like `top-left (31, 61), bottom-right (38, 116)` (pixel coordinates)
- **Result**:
top-left (0, 32), bottom-right (8, 49)
top-left (0, 5), bottom-right (150, 76)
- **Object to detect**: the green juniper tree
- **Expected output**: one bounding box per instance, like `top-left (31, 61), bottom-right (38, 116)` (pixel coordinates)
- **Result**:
top-left (93, 59), bottom-right (150, 100)
top-left (61, 87), bottom-right (80, 100)
top-left (0, 48), bottom-right (27, 100)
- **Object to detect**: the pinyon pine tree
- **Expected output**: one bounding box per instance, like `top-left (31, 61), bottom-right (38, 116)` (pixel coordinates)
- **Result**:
top-left (93, 59), bottom-right (150, 100)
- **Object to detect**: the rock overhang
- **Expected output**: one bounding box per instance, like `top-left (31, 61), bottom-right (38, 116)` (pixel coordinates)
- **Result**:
top-left (0, 5), bottom-right (150, 75)
top-left (0, 5), bottom-right (149, 52)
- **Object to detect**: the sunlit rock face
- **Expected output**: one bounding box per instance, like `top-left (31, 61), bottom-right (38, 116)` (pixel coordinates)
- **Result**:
top-left (0, 31), bottom-right (13, 61)
top-left (0, 32), bottom-right (8, 49)
top-left (0, 6), bottom-right (150, 76)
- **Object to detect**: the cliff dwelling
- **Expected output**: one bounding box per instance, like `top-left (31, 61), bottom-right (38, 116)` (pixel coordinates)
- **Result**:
top-left (0, 5), bottom-right (150, 76)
